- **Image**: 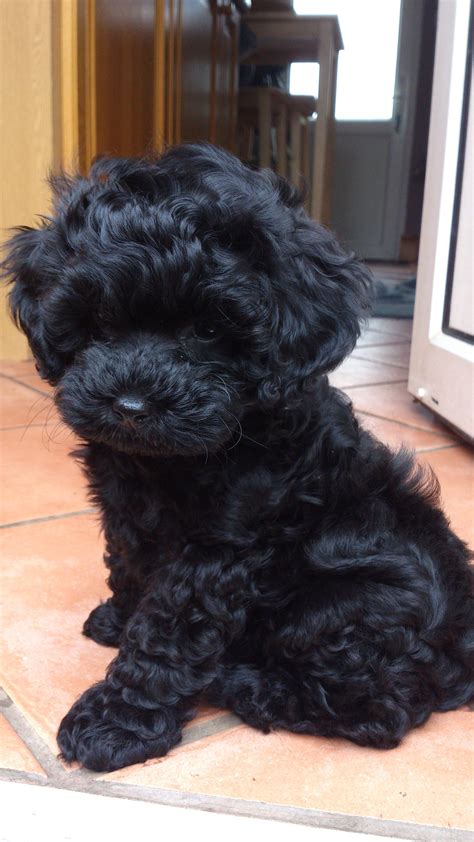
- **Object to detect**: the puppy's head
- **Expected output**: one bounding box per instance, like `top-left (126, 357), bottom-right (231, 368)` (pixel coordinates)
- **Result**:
top-left (3, 143), bottom-right (372, 457)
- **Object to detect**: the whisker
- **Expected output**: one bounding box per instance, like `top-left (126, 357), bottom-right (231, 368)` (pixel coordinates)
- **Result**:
top-left (241, 432), bottom-right (269, 450)
top-left (20, 396), bottom-right (52, 440)
top-left (225, 413), bottom-right (243, 451)
top-left (224, 412), bottom-right (269, 451)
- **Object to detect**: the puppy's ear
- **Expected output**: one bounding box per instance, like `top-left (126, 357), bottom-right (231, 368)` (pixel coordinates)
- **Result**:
top-left (275, 219), bottom-right (373, 397)
top-left (3, 226), bottom-right (64, 383)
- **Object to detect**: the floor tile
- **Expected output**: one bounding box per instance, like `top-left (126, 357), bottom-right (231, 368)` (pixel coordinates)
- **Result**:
top-left (356, 329), bottom-right (410, 349)
top-left (0, 712), bottom-right (46, 776)
top-left (0, 360), bottom-right (36, 378)
top-left (3, 370), bottom-right (55, 396)
top-left (369, 318), bottom-right (413, 339)
top-left (357, 413), bottom-right (455, 452)
top-left (418, 445), bottom-right (474, 547)
top-left (0, 515), bottom-right (111, 754)
top-left (103, 711), bottom-right (474, 831)
top-left (0, 424), bottom-right (88, 525)
top-left (0, 377), bottom-right (55, 429)
top-left (13, 372), bottom-right (55, 393)
top-left (329, 358), bottom-right (406, 390)
top-left (352, 343), bottom-right (411, 369)
top-left (346, 382), bottom-right (454, 436)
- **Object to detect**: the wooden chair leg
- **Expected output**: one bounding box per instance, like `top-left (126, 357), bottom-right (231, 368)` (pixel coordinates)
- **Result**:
top-left (276, 104), bottom-right (287, 177)
top-left (290, 111), bottom-right (301, 188)
top-left (258, 88), bottom-right (271, 168)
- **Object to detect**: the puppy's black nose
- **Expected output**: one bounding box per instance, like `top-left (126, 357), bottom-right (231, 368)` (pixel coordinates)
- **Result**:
top-left (113, 396), bottom-right (149, 427)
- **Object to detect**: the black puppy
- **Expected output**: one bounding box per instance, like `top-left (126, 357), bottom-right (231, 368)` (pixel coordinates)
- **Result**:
top-left (4, 143), bottom-right (473, 772)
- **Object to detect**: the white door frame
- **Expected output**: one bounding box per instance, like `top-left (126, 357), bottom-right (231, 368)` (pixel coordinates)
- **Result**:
top-left (408, 0), bottom-right (473, 440)
top-left (385, 0), bottom-right (425, 259)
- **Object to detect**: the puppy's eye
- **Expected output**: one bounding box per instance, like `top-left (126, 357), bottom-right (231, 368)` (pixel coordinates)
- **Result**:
top-left (193, 322), bottom-right (220, 341)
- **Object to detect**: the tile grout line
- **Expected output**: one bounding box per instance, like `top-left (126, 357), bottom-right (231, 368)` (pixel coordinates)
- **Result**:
top-left (350, 353), bottom-right (409, 371)
top-left (369, 331), bottom-right (412, 340)
top-left (0, 689), bottom-right (67, 782)
top-left (355, 409), bottom-right (457, 439)
top-left (357, 337), bottom-right (411, 346)
top-left (415, 443), bottom-right (462, 454)
top-left (0, 698), bottom-right (471, 839)
top-left (0, 508), bottom-right (97, 530)
top-left (0, 372), bottom-right (53, 399)
top-left (1, 765), bottom-right (470, 841)
top-left (338, 379), bottom-right (408, 390)
top-left (0, 687), bottom-right (241, 787)
top-left (179, 714), bottom-right (243, 748)
top-left (368, 328), bottom-right (413, 342)
top-left (0, 768), bottom-right (48, 786)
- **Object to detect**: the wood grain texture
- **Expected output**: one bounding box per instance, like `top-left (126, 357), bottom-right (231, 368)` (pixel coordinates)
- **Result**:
top-left (213, 1), bottom-right (239, 150)
top-left (179, 0), bottom-right (214, 143)
top-left (81, 0), bottom-right (97, 169)
top-left (95, 0), bottom-right (155, 157)
top-left (58, 0), bottom-right (80, 170)
top-left (154, 0), bottom-right (166, 151)
top-left (1, 0), bottom-right (56, 359)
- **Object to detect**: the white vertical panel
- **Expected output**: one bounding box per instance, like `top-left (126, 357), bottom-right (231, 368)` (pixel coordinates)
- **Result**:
top-left (408, 0), bottom-right (473, 440)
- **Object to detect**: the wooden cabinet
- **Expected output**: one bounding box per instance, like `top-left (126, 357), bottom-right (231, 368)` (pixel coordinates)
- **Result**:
top-left (74, 0), bottom-right (240, 169)
top-left (210, 1), bottom-right (239, 151)
top-left (175, 1), bottom-right (215, 145)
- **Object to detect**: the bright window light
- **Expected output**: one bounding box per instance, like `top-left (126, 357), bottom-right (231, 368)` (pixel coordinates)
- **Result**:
top-left (290, 0), bottom-right (402, 120)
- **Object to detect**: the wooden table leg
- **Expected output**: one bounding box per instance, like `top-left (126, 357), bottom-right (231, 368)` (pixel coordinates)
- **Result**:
top-left (311, 21), bottom-right (337, 223)
top-left (290, 110), bottom-right (301, 188)
top-left (301, 119), bottom-right (310, 208)
top-left (276, 103), bottom-right (287, 177)
top-left (258, 88), bottom-right (271, 168)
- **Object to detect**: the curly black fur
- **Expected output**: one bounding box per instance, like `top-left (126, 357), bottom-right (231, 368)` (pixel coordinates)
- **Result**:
top-left (3, 143), bottom-right (473, 772)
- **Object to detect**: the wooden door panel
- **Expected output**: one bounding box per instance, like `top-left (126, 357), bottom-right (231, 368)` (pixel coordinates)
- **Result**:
top-left (179, 0), bottom-right (214, 143)
top-left (95, 0), bottom-right (155, 157)
top-left (212, 1), bottom-right (239, 150)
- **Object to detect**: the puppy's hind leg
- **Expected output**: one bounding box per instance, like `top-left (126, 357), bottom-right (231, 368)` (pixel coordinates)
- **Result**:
top-left (206, 662), bottom-right (304, 733)
top-left (205, 644), bottom-right (423, 749)
top-left (208, 546), bottom-right (473, 749)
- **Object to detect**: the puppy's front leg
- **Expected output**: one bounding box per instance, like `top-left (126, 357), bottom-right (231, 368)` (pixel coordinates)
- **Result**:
top-left (57, 547), bottom-right (249, 771)
top-left (82, 540), bottom-right (142, 647)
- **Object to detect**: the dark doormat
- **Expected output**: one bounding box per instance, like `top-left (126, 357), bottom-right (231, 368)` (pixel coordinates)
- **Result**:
top-left (372, 273), bottom-right (416, 319)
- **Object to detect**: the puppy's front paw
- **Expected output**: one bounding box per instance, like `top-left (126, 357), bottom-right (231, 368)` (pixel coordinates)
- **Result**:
top-left (82, 600), bottom-right (126, 647)
top-left (57, 681), bottom-right (183, 772)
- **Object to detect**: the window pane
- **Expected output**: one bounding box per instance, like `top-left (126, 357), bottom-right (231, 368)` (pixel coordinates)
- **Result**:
top-left (289, 62), bottom-right (320, 98)
top-left (291, 0), bottom-right (402, 120)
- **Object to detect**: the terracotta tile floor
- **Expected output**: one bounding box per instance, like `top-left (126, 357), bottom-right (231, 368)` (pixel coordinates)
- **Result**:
top-left (1, 319), bottom-right (473, 840)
